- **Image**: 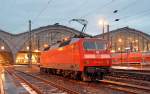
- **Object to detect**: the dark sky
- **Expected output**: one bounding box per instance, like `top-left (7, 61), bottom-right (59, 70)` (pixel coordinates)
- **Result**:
top-left (0, 0), bottom-right (150, 35)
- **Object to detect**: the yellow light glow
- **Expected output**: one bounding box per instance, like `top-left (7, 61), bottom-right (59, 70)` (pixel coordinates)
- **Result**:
top-left (64, 37), bottom-right (69, 41)
top-left (111, 50), bottom-right (115, 53)
top-left (1, 46), bottom-right (5, 50)
top-left (58, 47), bottom-right (63, 51)
top-left (118, 38), bottom-right (122, 42)
top-left (99, 20), bottom-right (103, 25)
top-left (118, 47), bottom-right (121, 51)
top-left (34, 49), bottom-right (40, 52)
top-left (26, 46), bottom-right (29, 50)
top-left (98, 19), bottom-right (108, 26)
top-left (135, 40), bottom-right (138, 42)
top-left (64, 38), bottom-right (68, 41)
top-left (44, 44), bottom-right (49, 48)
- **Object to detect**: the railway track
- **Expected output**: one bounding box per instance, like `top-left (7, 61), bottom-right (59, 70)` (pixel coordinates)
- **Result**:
top-left (104, 75), bottom-right (150, 87)
top-left (6, 66), bottom-right (150, 94)
top-left (34, 72), bottom-right (150, 94)
top-left (110, 69), bottom-right (150, 81)
top-left (6, 69), bottom-right (79, 94)
top-left (100, 80), bottom-right (150, 94)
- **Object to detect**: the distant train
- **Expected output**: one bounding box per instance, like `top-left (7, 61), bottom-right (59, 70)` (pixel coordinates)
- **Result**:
top-left (40, 38), bottom-right (112, 81)
top-left (112, 52), bottom-right (142, 64)
top-left (112, 52), bottom-right (150, 64)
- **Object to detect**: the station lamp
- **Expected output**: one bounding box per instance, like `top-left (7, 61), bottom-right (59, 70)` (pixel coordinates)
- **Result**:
top-left (26, 46), bottom-right (29, 50)
top-left (44, 44), bottom-right (49, 48)
top-left (135, 39), bottom-right (138, 42)
top-left (118, 38), bottom-right (122, 42)
top-left (111, 50), bottom-right (115, 53)
top-left (98, 19), bottom-right (108, 26)
top-left (125, 47), bottom-right (130, 50)
top-left (64, 37), bottom-right (68, 41)
top-left (34, 49), bottom-right (40, 52)
top-left (118, 47), bottom-right (121, 51)
top-left (1, 46), bottom-right (5, 50)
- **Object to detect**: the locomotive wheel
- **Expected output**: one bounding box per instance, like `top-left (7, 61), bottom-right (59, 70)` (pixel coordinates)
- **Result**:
top-left (99, 73), bottom-right (103, 80)
top-left (81, 73), bottom-right (91, 81)
top-left (70, 71), bottom-right (78, 79)
top-left (40, 67), bottom-right (44, 73)
top-left (62, 71), bottom-right (68, 77)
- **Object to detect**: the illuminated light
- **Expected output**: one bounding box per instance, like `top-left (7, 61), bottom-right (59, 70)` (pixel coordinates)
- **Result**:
top-left (58, 47), bottom-right (63, 51)
top-left (135, 40), bottom-right (138, 42)
top-left (111, 50), bottom-right (115, 53)
top-left (98, 19), bottom-right (108, 26)
top-left (118, 38), bottom-right (122, 42)
top-left (34, 49), bottom-right (40, 52)
top-left (26, 46), bottom-right (29, 50)
top-left (125, 47), bottom-right (130, 50)
top-left (1, 46), bottom-right (5, 50)
top-left (99, 20), bottom-right (103, 25)
top-left (118, 47), bottom-right (121, 51)
top-left (44, 44), bottom-right (49, 48)
top-left (63, 37), bottom-right (69, 41)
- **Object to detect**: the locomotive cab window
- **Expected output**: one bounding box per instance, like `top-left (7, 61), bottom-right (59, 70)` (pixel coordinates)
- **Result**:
top-left (83, 41), bottom-right (96, 50)
top-left (96, 41), bottom-right (106, 50)
top-left (83, 41), bottom-right (106, 50)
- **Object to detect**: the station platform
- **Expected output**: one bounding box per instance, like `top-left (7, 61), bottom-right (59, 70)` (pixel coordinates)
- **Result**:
top-left (14, 64), bottom-right (40, 73)
top-left (0, 65), bottom-right (36, 94)
top-left (112, 63), bottom-right (150, 71)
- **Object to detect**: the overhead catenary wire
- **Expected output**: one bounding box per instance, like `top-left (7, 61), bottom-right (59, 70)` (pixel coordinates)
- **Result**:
top-left (111, 8), bottom-right (150, 26)
top-left (103, 0), bottom-right (150, 28)
top-left (32, 0), bottom-right (53, 24)
top-left (12, 0), bottom-right (53, 33)
top-left (80, 0), bottom-right (116, 18)
top-left (118, 0), bottom-right (138, 12)
top-left (104, 0), bottom-right (140, 22)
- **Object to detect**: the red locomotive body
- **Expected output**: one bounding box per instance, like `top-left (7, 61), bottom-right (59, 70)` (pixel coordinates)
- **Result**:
top-left (40, 38), bottom-right (112, 81)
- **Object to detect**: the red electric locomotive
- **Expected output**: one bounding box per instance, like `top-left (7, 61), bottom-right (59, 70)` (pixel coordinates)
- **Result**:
top-left (40, 38), bottom-right (112, 81)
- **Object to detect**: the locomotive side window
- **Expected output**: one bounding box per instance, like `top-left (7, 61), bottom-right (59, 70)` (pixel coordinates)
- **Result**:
top-left (83, 41), bottom-right (106, 50)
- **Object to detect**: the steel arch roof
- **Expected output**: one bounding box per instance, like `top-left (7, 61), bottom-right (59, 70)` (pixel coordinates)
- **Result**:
top-left (95, 27), bottom-right (150, 40)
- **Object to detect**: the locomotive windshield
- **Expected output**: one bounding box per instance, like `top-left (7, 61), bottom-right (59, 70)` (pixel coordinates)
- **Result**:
top-left (83, 41), bottom-right (106, 50)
